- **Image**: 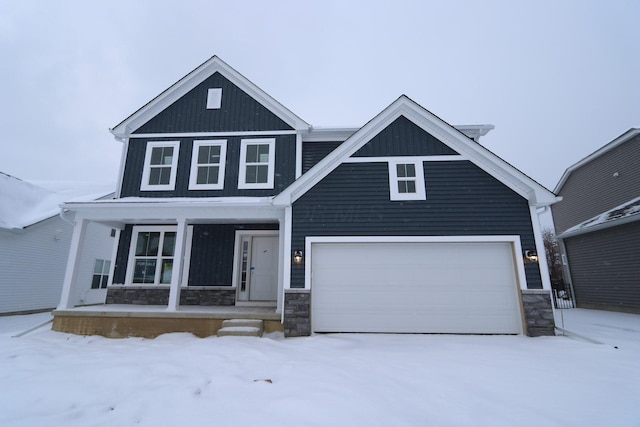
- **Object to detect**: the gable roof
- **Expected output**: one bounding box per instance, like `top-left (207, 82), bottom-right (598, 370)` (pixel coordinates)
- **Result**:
top-left (554, 128), bottom-right (640, 194)
top-left (274, 95), bottom-right (558, 207)
top-left (110, 55), bottom-right (310, 138)
top-left (558, 195), bottom-right (640, 239)
top-left (0, 172), bottom-right (114, 230)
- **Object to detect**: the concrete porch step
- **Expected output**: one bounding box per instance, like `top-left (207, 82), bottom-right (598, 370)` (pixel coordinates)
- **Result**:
top-left (217, 319), bottom-right (264, 337)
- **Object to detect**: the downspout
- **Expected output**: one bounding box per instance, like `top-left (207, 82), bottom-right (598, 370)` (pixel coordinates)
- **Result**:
top-left (59, 208), bottom-right (76, 226)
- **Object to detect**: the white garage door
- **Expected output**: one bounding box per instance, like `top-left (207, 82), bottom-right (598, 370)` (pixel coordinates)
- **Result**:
top-left (311, 241), bottom-right (522, 334)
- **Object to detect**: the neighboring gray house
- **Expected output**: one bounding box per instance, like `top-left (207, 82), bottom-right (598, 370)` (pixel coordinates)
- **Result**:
top-left (552, 128), bottom-right (640, 313)
top-left (54, 56), bottom-right (559, 338)
top-left (0, 173), bottom-right (115, 314)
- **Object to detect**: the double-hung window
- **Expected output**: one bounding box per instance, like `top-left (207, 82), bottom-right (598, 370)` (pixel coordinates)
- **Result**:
top-left (238, 138), bottom-right (275, 189)
top-left (189, 140), bottom-right (227, 190)
top-left (127, 226), bottom-right (177, 285)
top-left (141, 141), bottom-right (180, 191)
top-left (388, 160), bottom-right (426, 201)
top-left (91, 259), bottom-right (111, 289)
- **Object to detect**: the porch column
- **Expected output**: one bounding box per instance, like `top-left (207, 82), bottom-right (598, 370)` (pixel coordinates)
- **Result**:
top-left (167, 217), bottom-right (188, 311)
top-left (58, 217), bottom-right (89, 310)
top-left (531, 205), bottom-right (552, 291)
top-left (279, 206), bottom-right (293, 316)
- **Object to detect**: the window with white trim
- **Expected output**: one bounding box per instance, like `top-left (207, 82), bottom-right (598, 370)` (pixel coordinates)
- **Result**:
top-left (91, 259), bottom-right (111, 289)
top-left (238, 138), bottom-right (275, 189)
top-left (141, 141), bottom-right (180, 191)
top-left (189, 140), bottom-right (227, 190)
top-left (127, 226), bottom-right (177, 285)
top-left (388, 160), bottom-right (426, 201)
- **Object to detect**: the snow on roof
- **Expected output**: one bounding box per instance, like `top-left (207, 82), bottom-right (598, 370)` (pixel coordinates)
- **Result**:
top-left (0, 172), bottom-right (115, 230)
top-left (559, 195), bottom-right (640, 238)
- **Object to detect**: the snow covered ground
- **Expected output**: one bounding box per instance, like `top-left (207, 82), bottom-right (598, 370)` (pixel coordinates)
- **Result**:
top-left (0, 309), bottom-right (638, 427)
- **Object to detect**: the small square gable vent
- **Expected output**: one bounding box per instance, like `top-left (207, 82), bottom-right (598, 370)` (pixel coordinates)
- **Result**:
top-left (206, 88), bottom-right (222, 109)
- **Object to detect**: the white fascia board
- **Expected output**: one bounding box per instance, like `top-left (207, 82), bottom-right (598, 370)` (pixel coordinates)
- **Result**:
top-left (275, 95), bottom-right (558, 207)
top-left (302, 127), bottom-right (359, 142)
top-left (110, 56), bottom-right (310, 138)
top-left (60, 197), bottom-right (284, 223)
top-left (553, 128), bottom-right (640, 194)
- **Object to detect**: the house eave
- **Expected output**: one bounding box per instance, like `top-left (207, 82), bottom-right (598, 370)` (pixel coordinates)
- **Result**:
top-left (110, 55), bottom-right (310, 139)
top-left (557, 213), bottom-right (640, 240)
top-left (553, 128), bottom-right (640, 194)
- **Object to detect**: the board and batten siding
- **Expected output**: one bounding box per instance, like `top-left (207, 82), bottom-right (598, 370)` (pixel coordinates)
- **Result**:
top-left (302, 141), bottom-right (342, 173)
top-left (564, 220), bottom-right (640, 313)
top-left (133, 72), bottom-right (293, 134)
top-left (553, 133), bottom-right (640, 233)
top-left (290, 160), bottom-right (541, 289)
top-left (112, 223), bottom-right (278, 287)
top-left (120, 134), bottom-right (297, 198)
top-left (352, 116), bottom-right (460, 157)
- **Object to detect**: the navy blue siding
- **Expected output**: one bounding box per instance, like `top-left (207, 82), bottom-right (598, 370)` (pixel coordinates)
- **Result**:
top-left (291, 161), bottom-right (541, 289)
top-left (120, 134), bottom-right (297, 197)
top-left (352, 116), bottom-right (459, 157)
top-left (113, 223), bottom-right (278, 287)
top-left (302, 141), bottom-right (342, 173)
top-left (133, 72), bottom-right (293, 133)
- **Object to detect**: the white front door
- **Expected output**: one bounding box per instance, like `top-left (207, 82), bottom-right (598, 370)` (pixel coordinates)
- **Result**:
top-left (236, 233), bottom-right (279, 303)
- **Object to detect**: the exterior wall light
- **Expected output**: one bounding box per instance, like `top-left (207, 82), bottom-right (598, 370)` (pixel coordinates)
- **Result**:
top-left (293, 250), bottom-right (303, 264)
top-left (524, 250), bottom-right (539, 263)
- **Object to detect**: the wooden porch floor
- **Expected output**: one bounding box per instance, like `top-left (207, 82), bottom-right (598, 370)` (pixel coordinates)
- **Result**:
top-left (52, 305), bottom-right (283, 338)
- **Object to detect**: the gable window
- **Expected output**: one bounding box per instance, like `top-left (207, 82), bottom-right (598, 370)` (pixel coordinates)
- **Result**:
top-left (91, 259), bottom-right (111, 289)
top-left (388, 160), bottom-right (426, 201)
top-left (238, 138), bottom-right (275, 189)
top-left (141, 141), bottom-right (180, 191)
top-left (206, 88), bottom-right (222, 109)
top-left (189, 140), bottom-right (227, 190)
top-left (127, 226), bottom-right (176, 285)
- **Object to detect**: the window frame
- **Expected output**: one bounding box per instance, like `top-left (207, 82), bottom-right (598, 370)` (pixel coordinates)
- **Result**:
top-left (206, 88), bottom-right (223, 109)
top-left (388, 159), bottom-right (427, 201)
top-left (125, 225), bottom-right (178, 286)
top-left (91, 259), bottom-right (111, 289)
top-left (140, 141), bottom-right (180, 191)
top-left (238, 138), bottom-right (276, 189)
top-left (188, 140), bottom-right (227, 190)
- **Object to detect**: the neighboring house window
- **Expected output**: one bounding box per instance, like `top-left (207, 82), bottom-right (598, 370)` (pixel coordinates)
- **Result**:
top-left (127, 226), bottom-right (177, 285)
top-left (140, 141), bottom-right (180, 191)
top-left (238, 138), bottom-right (275, 189)
top-left (91, 259), bottom-right (111, 289)
top-left (388, 160), bottom-right (426, 201)
top-left (206, 88), bottom-right (222, 109)
top-left (189, 140), bottom-right (227, 190)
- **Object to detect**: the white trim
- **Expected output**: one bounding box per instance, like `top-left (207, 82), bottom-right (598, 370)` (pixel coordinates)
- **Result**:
top-left (531, 205), bottom-right (552, 291)
top-left (295, 133), bottom-right (302, 179)
top-left (140, 141), bottom-right (180, 191)
top-left (181, 226), bottom-right (194, 286)
top-left (345, 155), bottom-right (465, 163)
top-left (125, 225), bottom-right (178, 286)
top-left (58, 217), bottom-right (89, 309)
top-left (110, 55), bottom-right (310, 137)
top-left (304, 235), bottom-right (528, 291)
top-left (107, 228), bottom-right (120, 286)
top-left (206, 88), bottom-right (222, 109)
top-left (167, 218), bottom-right (188, 311)
top-left (232, 230), bottom-right (280, 304)
top-left (388, 160), bottom-right (427, 201)
top-left (115, 138), bottom-right (129, 198)
top-left (129, 130), bottom-right (297, 139)
top-left (188, 140), bottom-right (227, 190)
top-left (273, 96), bottom-right (558, 208)
top-left (238, 138), bottom-right (276, 189)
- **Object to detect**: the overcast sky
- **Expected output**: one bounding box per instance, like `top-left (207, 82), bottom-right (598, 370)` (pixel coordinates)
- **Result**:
top-left (1, 1), bottom-right (638, 191)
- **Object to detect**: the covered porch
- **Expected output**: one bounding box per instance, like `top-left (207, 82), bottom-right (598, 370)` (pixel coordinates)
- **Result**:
top-left (56, 197), bottom-right (293, 336)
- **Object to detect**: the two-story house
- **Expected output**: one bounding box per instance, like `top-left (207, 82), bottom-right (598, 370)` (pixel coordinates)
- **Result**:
top-left (53, 56), bottom-right (559, 338)
top-left (552, 129), bottom-right (640, 313)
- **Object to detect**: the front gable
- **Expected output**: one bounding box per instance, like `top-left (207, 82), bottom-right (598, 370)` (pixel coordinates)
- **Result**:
top-left (352, 115), bottom-right (459, 157)
top-left (133, 72), bottom-right (293, 134)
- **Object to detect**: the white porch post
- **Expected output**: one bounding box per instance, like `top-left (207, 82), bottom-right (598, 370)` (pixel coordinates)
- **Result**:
top-left (167, 217), bottom-right (188, 311)
top-left (531, 205), bottom-right (552, 291)
top-left (58, 217), bottom-right (89, 310)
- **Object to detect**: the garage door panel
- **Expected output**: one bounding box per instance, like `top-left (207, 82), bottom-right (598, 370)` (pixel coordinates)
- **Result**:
top-left (311, 241), bottom-right (522, 334)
